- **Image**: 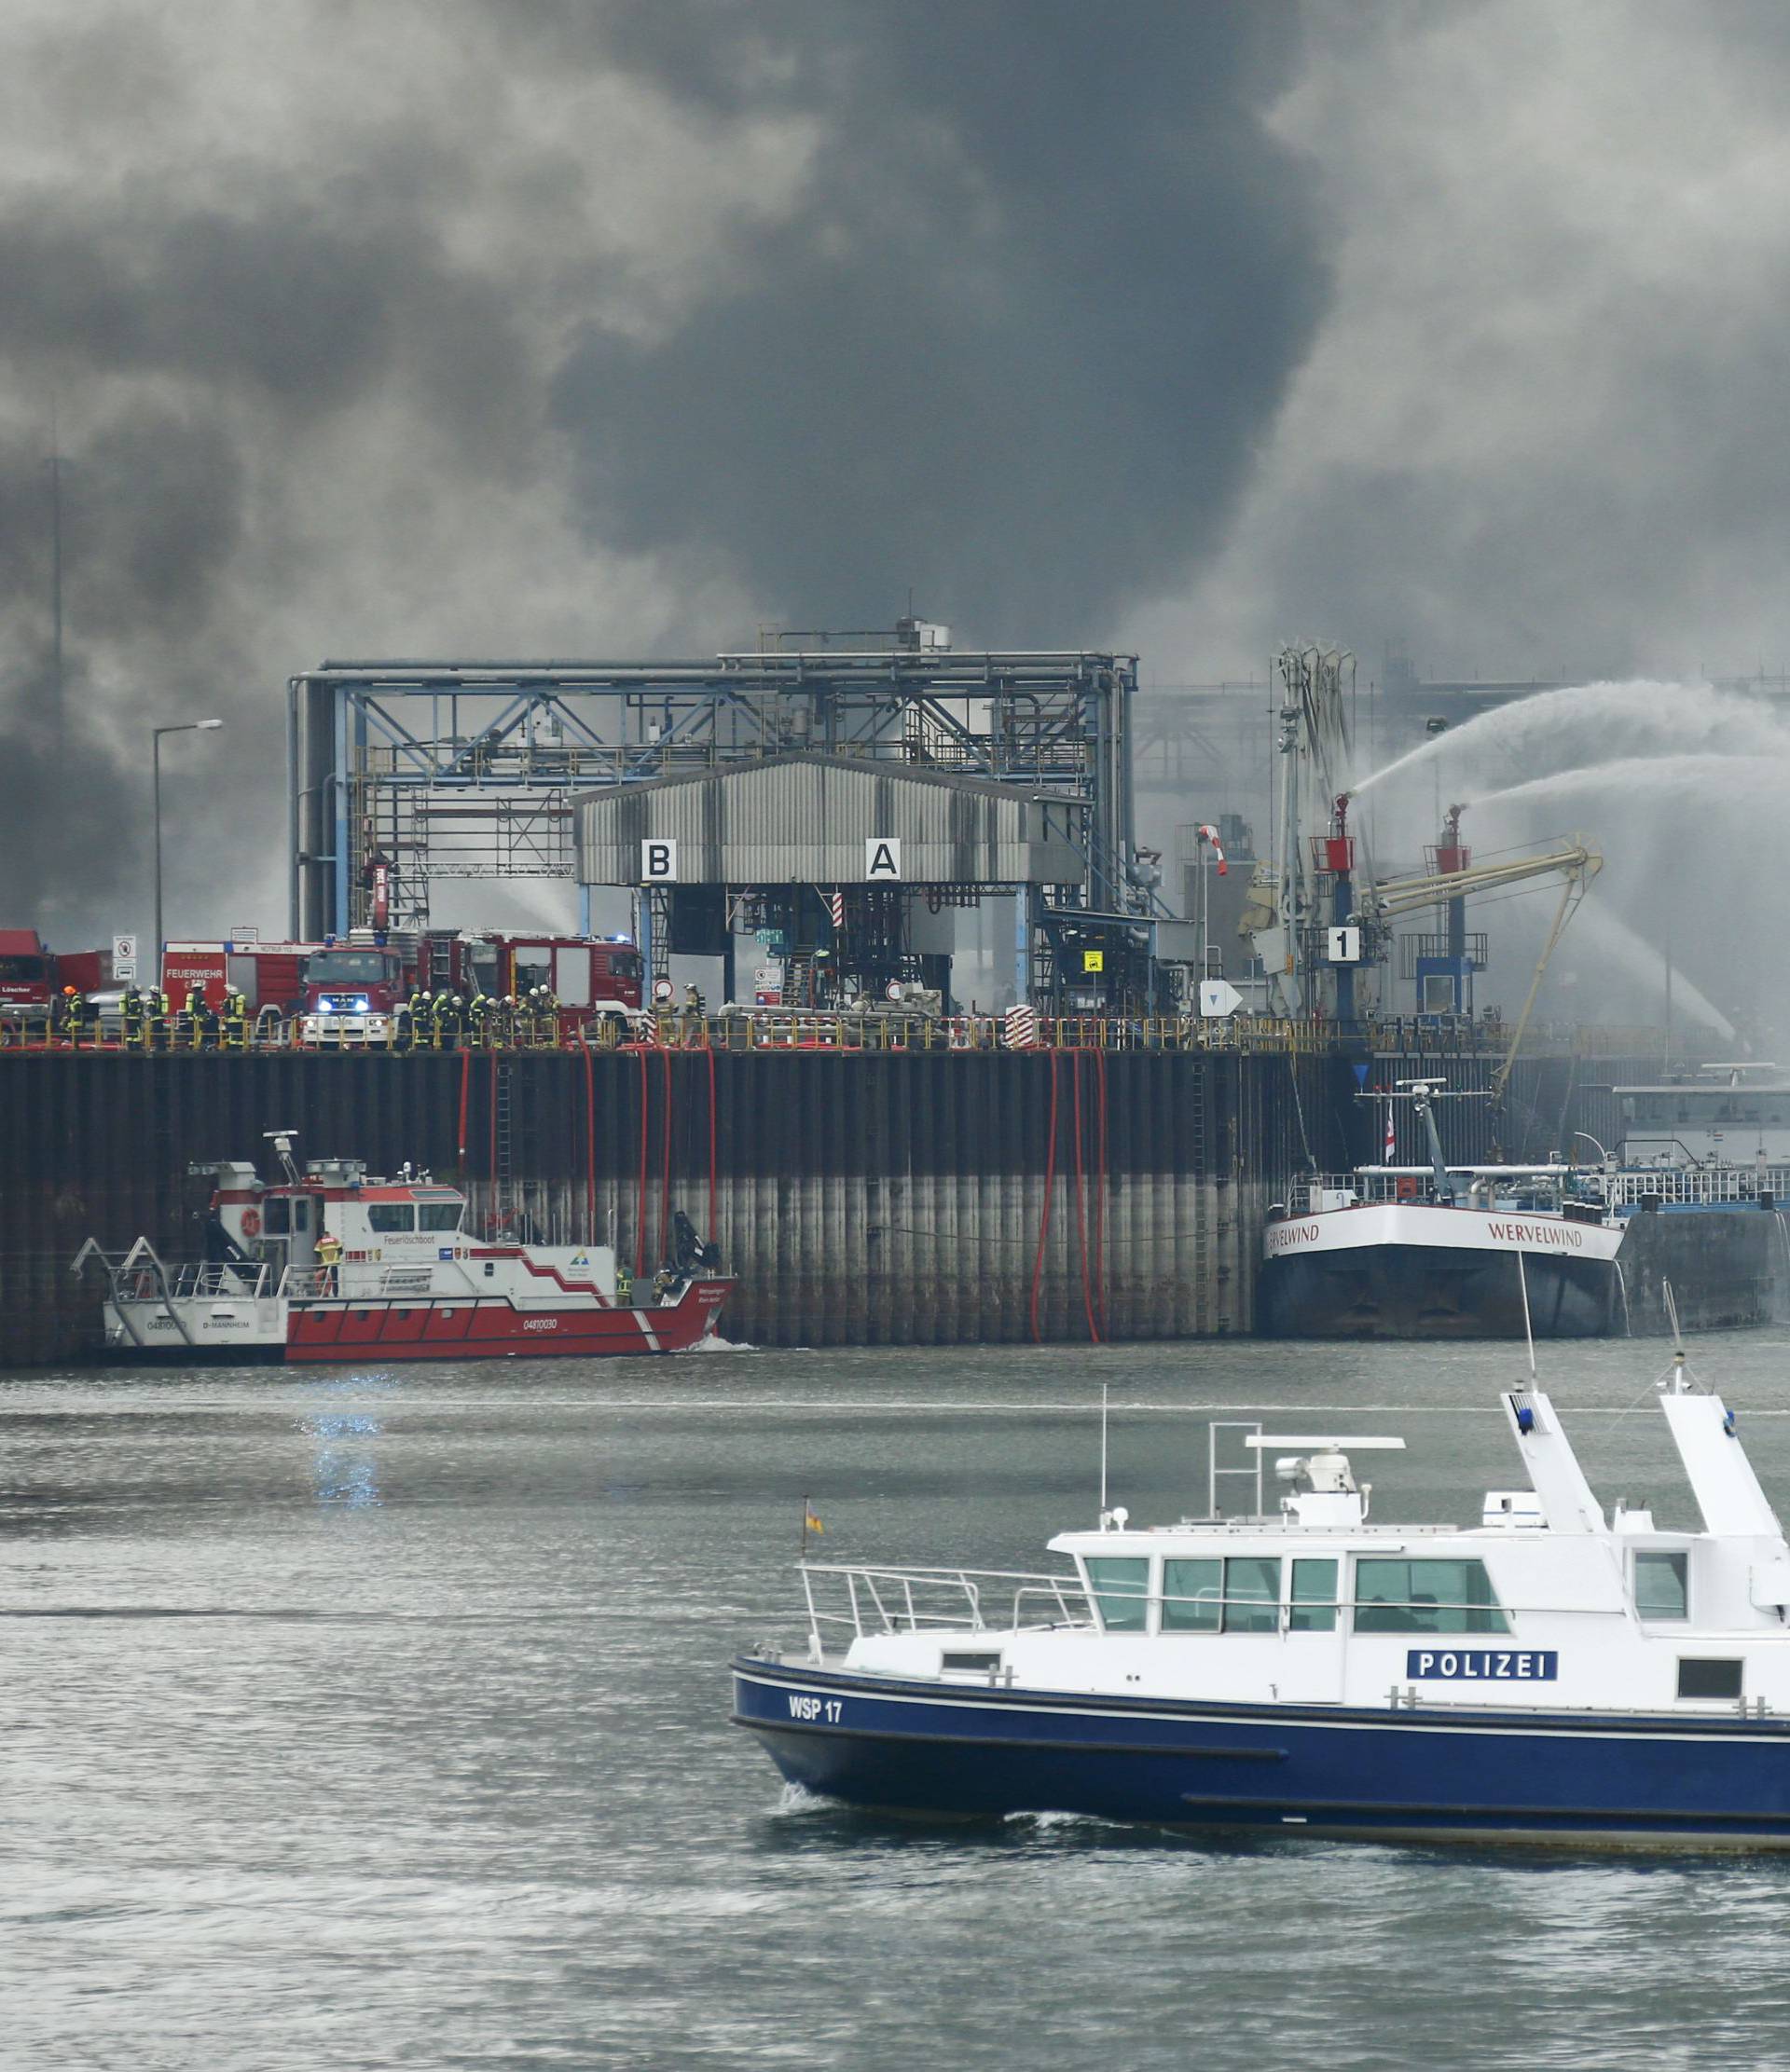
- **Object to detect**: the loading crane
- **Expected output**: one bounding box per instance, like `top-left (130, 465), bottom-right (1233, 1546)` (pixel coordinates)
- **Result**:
top-left (1362, 829), bottom-right (1603, 1104)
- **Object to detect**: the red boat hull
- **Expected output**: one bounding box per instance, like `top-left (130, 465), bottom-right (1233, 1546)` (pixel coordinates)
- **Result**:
top-left (282, 1278), bottom-right (733, 1364)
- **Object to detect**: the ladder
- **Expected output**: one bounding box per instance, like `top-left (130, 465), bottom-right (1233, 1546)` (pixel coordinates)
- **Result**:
top-left (494, 1059), bottom-right (514, 1217)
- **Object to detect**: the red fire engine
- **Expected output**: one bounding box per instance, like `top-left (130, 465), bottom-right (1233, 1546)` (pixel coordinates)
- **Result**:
top-left (0, 929), bottom-right (114, 1025)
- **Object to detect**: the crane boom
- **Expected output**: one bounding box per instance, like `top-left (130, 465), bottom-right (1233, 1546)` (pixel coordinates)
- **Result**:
top-left (1364, 842), bottom-right (1602, 923)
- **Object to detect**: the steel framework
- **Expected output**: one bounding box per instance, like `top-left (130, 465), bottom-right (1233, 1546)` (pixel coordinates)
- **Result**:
top-left (288, 646), bottom-right (1142, 945)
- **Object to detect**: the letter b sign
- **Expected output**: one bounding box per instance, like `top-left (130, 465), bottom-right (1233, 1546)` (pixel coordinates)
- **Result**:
top-left (640, 840), bottom-right (679, 884)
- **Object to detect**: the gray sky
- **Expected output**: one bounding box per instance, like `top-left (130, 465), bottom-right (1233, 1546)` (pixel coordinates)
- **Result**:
top-left (3, 1), bottom-right (1786, 954)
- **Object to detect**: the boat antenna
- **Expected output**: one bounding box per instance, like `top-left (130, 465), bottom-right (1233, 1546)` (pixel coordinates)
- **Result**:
top-left (262, 1129), bottom-right (300, 1186)
top-left (1099, 1383), bottom-right (1109, 1519)
top-left (1662, 1281), bottom-right (1691, 1393)
top-left (1516, 1251), bottom-right (1537, 1380)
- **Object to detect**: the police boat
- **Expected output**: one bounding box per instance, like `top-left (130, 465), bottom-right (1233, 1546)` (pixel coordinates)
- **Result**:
top-left (734, 1354), bottom-right (1790, 1848)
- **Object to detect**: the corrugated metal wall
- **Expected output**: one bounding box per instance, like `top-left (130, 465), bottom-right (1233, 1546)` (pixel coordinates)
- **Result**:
top-left (0, 1046), bottom-right (1672, 1366)
top-left (0, 1049), bottom-right (1341, 1364)
top-left (574, 754), bottom-right (1084, 885)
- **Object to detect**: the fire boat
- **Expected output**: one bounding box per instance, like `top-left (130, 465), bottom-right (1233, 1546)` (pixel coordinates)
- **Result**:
top-left (75, 1134), bottom-right (733, 1364)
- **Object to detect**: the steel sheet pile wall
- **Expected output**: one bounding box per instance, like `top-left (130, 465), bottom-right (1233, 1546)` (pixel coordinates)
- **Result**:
top-left (0, 1049), bottom-right (1333, 1365)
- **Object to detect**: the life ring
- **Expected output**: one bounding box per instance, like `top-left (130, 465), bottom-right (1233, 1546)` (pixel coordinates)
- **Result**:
top-left (1395, 1178), bottom-right (1418, 1202)
top-left (240, 1206), bottom-right (262, 1238)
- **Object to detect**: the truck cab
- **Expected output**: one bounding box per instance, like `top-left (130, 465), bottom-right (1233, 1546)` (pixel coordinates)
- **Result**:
top-left (298, 944), bottom-right (409, 1047)
top-left (0, 929), bottom-right (55, 1025)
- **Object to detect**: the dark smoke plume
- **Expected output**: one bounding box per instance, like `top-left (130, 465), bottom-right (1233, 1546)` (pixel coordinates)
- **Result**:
top-left (0, 1), bottom-right (1326, 944)
top-left (553, 1), bottom-right (1329, 642)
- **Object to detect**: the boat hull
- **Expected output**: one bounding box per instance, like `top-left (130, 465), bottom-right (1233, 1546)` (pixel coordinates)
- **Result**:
top-left (104, 1278), bottom-right (733, 1365)
top-left (1260, 1242), bottom-right (1618, 1338)
top-left (733, 1659), bottom-right (1790, 1848)
top-left (1259, 1201), bottom-right (1623, 1338)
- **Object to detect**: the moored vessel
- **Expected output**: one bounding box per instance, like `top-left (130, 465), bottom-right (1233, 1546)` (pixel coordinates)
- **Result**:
top-left (1260, 1079), bottom-right (1624, 1338)
top-left (734, 1347), bottom-right (1790, 1848)
top-left (76, 1133), bottom-right (732, 1363)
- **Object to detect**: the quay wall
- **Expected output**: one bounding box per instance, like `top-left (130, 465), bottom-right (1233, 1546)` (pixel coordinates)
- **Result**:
top-left (0, 1049), bottom-right (1348, 1366)
top-left (1616, 1208), bottom-right (1787, 1335)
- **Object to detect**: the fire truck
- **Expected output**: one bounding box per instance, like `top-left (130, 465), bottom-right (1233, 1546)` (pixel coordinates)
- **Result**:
top-left (161, 940), bottom-right (317, 1016)
top-left (0, 929), bottom-right (114, 1026)
top-left (297, 933), bottom-right (455, 1047)
top-left (298, 930), bottom-right (644, 1046)
top-left (464, 933), bottom-right (645, 1036)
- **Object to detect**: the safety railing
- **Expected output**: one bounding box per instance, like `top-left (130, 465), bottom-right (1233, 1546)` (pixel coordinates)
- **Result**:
top-left (1604, 1165), bottom-right (1790, 1209)
top-left (798, 1562), bottom-right (1095, 1654)
top-left (110, 1259), bottom-right (273, 1301)
top-left (0, 1008), bottom-right (1720, 1061)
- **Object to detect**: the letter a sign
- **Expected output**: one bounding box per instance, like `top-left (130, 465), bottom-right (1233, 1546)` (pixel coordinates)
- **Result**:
top-left (865, 838), bottom-right (902, 882)
top-left (640, 839), bottom-right (678, 884)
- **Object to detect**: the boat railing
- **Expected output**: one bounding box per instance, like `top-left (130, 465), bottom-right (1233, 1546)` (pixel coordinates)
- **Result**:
top-left (799, 1562), bottom-right (1095, 1648)
top-left (111, 1258), bottom-right (272, 1302)
top-left (1604, 1164), bottom-right (1790, 1209)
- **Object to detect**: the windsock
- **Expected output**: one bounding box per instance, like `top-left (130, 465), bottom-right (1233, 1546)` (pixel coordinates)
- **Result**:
top-left (1197, 824), bottom-right (1229, 876)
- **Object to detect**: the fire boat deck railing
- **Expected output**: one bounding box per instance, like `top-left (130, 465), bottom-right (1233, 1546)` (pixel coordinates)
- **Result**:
top-left (798, 1562), bottom-right (1095, 1653)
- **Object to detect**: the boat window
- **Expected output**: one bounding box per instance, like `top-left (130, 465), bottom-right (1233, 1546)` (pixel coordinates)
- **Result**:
top-left (1161, 1558), bottom-right (1222, 1632)
top-left (1677, 1658), bottom-right (1742, 1701)
top-left (1160, 1557), bottom-right (1280, 1633)
top-left (262, 1197), bottom-right (290, 1235)
top-left (1084, 1557), bottom-right (1150, 1633)
top-left (417, 1203), bottom-right (462, 1232)
top-left (1290, 1558), bottom-right (1340, 1633)
top-left (1223, 1557), bottom-right (1282, 1633)
top-left (1634, 1550), bottom-right (1688, 1620)
top-left (292, 1199), bottom-right (310, 1232)
top-left (367, 1204), bottom-right (415, 1233)
top-left (1354, 1558), bottom-right (1510, 1635)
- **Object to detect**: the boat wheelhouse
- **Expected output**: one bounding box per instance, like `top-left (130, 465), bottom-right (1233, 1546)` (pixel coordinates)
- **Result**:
top-left (735, 1354), bottom-right (1790, 1848)
top-left (77, 1136), bottom-right (732, 1364)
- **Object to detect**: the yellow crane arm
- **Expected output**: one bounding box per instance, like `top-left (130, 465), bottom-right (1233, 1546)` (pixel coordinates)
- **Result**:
top-left (1365, 843), bottom-right (1602, 922)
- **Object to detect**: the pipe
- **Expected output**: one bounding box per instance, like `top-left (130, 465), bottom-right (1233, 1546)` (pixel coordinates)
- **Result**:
top-left (1029, 1050), bottom-right (1060, 1345)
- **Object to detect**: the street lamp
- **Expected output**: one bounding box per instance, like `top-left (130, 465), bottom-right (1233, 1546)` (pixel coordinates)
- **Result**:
top-left (152, 719), bottom-right (224, 981)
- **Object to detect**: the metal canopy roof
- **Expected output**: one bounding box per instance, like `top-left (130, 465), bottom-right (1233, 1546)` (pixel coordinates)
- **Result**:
top-left (573, 753), bottom-right (1087, 887)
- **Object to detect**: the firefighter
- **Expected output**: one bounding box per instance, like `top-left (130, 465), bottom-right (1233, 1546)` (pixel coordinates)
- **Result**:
top-left (431, 990), bottom-right (459, 1050)
top-left (315, 1228), bottom-right (343, 1293)
top-left (467, 989), bottom-right (490, 1047)
top-left (683, 982), bottom-right (704, 1013)
top-left (61, 985), bottom-right (88, 1048)
top-left (535, 985), bottom-right (560, 1046)
top-left (186, 983), bottom-right (217, 1051)
top-left (121, 983), bottom-right (145, 1049)
top-left (222, 987), bottom-right (248, 1051)
top-left (615, 1264), bottom-right (632, 1307)
top-left (145, 986), bottom-right (169, 1051)
top-left (392, 993), bottom-right (413, 1053)
top-left (494, 992), bottom-right (517, 1048)
top-left (417, 989), bottom-right (435, 1048)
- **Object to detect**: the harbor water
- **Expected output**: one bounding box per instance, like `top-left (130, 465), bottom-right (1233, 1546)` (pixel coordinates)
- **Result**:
top-left (6, 1338), bottom-right (1790, 2069)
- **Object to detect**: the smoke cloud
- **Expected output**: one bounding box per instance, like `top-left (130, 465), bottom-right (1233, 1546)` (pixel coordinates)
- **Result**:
top-left (0, 0), bottom-right (1325, 948)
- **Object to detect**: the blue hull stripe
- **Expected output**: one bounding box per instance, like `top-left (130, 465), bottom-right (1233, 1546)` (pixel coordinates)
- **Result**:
top-left (732, 1660), bottom-right (1790, 1841)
